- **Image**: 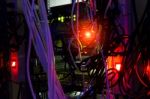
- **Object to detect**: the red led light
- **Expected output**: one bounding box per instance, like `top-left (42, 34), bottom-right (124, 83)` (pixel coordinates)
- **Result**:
top-left (11, 61), bottom-right (17, 68)
top-left (146, 60), bottom-right (150, 80)
top-left (115, 63), bottom-right (121, 71)
top-left (9, 50), bottom-right (19, 80)
top-left (10, 52), bottom-right (18, 68)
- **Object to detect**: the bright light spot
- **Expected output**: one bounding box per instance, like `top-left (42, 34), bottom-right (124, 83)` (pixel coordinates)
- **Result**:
top-left (39, 92), bottom-right (42, 96)
top-left (70, 91), bottom-right (82, 97)
top-left (84, 51), bottom-right (87, 54)
top-left (61, 19), bottom-right (64, 22)
top-left (73, 18), bottom-right (76, 21)
top-left (61, 16), bottom-right (64, 19)
top-left (76, 92), bottom-right (81, 96)
top-left (60, 16), bottom-right (64, 22)
top-left (85, 31), bottom-right (91, 38)
top-left (11, 61), bottom-right (16, 68)
top-left (58, 17), bottom-right (61, 21)
top-left (115, 63), bottom-right (121, 71)
top-left (73, 14), bottom-right (76, 18)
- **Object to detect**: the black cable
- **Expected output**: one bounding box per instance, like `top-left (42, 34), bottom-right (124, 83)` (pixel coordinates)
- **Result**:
top-left (127, 0), bottom-right (149, 54)
top-left (131, 0), bottom-right (138, 24)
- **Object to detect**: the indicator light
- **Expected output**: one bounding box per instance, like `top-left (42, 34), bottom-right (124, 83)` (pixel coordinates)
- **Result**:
top-left (115, 63), bottom-right (121, 71)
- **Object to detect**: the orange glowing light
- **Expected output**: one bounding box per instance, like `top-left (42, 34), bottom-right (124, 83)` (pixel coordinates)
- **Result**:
top-left (107, 55), bottom-right (123, 71)
top-left (78, 20), bottom-right (97, 46)
top-left (85, 31), bottom-right (92, 38)
top-left (79, 30), bottom-right (96, 46)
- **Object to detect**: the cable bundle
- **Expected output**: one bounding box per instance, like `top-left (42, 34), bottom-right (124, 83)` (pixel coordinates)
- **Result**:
top-left (22, 0), bottom-right (66, 99)
top-left (117, 1), bottom-right (150, 98)
top-left (21, 0), bottom-right (150, 98)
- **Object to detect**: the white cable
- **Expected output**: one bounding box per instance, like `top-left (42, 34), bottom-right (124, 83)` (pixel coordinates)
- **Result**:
top-left (22, 0), bottom-right (66, 98)
top-left (22, 0), bottom-right (36, 98)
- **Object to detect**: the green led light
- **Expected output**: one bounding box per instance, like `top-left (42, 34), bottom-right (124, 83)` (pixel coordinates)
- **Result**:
top-left (58, 17), bottom-right (61, 21)
top-left (55, 40), bottom-right (63, 47)
top-left (61, 16), bottom-right (64, 20)
top-left (61, 19), bottom-right (64, 22)
top-left (60, 16), bottom-right (64, 22)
